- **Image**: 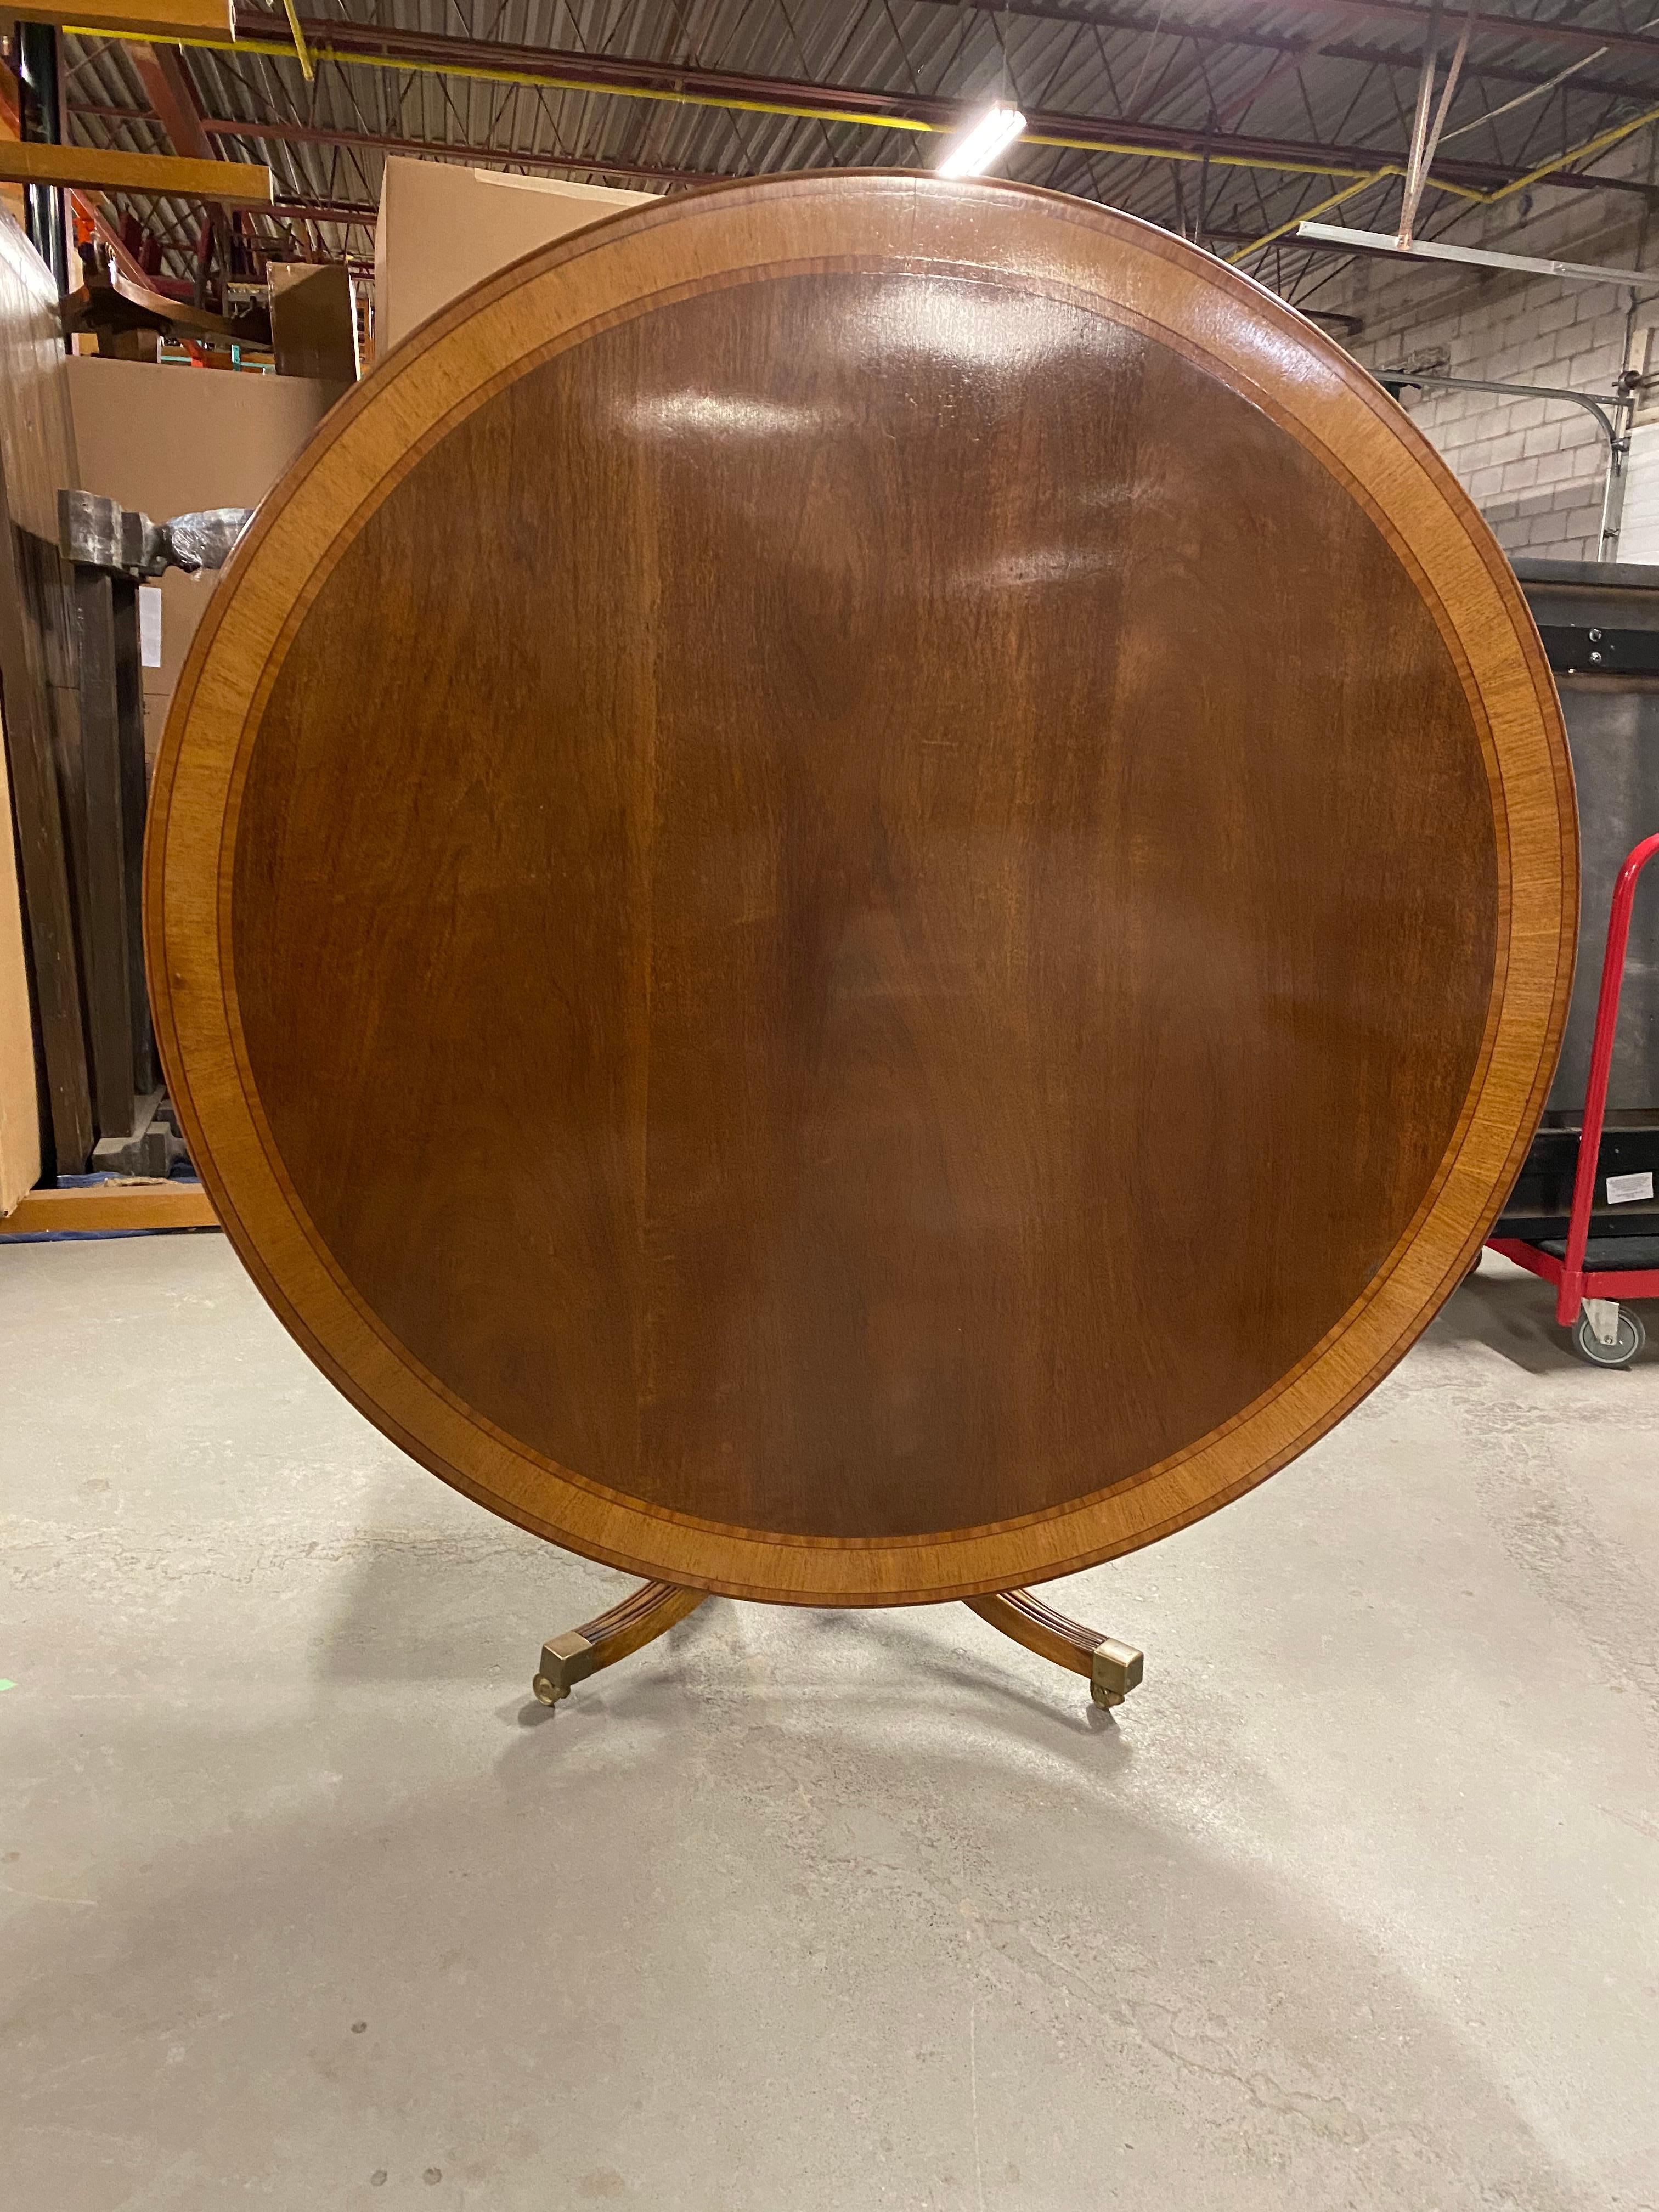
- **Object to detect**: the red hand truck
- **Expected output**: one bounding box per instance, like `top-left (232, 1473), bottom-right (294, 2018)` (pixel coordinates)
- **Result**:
top-left (1487, 832), bottom-right (1659, 1367)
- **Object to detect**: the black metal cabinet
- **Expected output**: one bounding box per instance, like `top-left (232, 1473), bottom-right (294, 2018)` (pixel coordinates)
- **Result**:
top-left (1502, 560), bottom-right (1659, 1242)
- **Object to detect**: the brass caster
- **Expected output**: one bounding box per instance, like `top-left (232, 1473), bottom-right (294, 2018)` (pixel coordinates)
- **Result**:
top-left (1090, 1635), bottom-right (1144, 1710)
top-left (966, 1590), bottom-right (1146, 1713)
top-left (528, 1587), bottom-right (706, 1713)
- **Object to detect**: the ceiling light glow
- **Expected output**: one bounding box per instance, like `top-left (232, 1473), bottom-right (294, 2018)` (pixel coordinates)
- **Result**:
top-left (935, 103), bottom-right (1026, 178)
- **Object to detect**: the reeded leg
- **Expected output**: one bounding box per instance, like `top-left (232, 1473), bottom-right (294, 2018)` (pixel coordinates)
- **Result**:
top-left (964, 1588), bottom-right (1144, 1709)
top-left (532, 1580), bottom-right (708, 1706)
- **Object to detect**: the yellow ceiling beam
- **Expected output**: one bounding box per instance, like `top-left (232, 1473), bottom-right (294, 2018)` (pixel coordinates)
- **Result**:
top-left (57, 20), bottom-right (1655, 215)
top-left (1229, 97), bottom-right (1659, 263)
top-left (0, 140), bottom-right (272, 203)
top-left (61, 27), bottom-right (1464, 189)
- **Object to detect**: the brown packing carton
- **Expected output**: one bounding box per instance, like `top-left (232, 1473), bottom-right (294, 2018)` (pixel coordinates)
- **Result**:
top-left (373, 159), bottom-right (653, 358)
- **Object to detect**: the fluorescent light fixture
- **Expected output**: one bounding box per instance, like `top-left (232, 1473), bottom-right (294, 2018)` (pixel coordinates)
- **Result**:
top-left (1293, 221), bottom-right (1650, 290)
top-left (936, 103), bottom-right (1026, 178)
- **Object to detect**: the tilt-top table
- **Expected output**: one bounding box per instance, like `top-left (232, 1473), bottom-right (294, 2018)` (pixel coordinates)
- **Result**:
top-left (144, 173), bottom-right (1576, 1716)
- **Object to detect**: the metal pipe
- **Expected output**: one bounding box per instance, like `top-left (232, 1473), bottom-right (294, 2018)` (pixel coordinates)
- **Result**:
top-left (1406, 0), bottom-right (1476, 245)
top-left (1398, 1), bottom-right (1442, 249)
top-left (1386, 369), bottom-right (1634, 558)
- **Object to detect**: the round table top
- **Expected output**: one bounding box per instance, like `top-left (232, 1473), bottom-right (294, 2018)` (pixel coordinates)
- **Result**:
top-left (145, 174), bottom-right (1576, 1605)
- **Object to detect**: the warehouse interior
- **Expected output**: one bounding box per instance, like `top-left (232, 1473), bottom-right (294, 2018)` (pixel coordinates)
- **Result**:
top-left (1, 4), bottom-right (1656, 2208)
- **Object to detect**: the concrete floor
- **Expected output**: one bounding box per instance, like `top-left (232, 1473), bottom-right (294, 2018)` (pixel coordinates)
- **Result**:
top-left (1, 1236), bottom-right (1655, 2212)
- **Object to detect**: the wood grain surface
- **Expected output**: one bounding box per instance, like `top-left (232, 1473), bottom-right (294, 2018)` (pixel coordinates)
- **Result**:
top-left (145, 174), bottom-right (1576, 1605)
top-left (0, 208), bottom-right (89, 1192)
top-left (0, 1178), bottom-right (217, 1233)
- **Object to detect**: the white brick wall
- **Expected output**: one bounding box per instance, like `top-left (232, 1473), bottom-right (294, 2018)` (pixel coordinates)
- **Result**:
top-left (1306, 141), bottom-right (1659, 563)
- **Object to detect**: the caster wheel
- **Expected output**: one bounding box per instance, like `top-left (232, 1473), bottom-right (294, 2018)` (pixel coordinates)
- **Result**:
top-left (1573, 1307), bottom-right (1645, 1368)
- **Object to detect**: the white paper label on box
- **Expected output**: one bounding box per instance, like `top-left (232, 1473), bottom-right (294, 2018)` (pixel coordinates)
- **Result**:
top-left (138, 584), bottom-right (162, 669)
top-left (1606, 1169), bottom-right (1654, 1204)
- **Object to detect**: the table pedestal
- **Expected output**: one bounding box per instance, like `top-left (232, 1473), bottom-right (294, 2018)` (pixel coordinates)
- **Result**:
top-left (532, 1580), bottom-right (1144, 1714)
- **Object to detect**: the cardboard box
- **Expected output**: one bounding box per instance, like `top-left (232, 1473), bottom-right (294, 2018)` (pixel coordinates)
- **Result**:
top-left (65, 355), bottom-right (347, 752)
top-left (270, 261), bottom-right (360, 383)
top-left (373, 160), bottom-right (653, 356)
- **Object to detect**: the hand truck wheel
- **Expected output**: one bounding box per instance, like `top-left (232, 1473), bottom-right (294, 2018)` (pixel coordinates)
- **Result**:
top-left (1573, 1305), bottom-right (1646, 1368)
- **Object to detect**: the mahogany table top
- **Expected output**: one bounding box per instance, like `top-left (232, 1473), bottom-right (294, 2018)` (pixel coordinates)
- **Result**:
top-left (145, 174), bottom-right (1576, 1604)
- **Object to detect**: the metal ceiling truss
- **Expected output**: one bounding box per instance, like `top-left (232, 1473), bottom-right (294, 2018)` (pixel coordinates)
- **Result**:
top-left (51, 1), bottom-right (1659, 305)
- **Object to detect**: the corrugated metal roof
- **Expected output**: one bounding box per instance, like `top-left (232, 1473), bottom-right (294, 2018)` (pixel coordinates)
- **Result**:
top-left (57, 0), bottom-right (1659, 301)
